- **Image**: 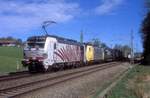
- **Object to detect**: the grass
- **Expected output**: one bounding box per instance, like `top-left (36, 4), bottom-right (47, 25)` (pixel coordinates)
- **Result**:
top-left (0, 46), bottom-right (24, 74)
top-left (107, 65), bottom-right (150, 98)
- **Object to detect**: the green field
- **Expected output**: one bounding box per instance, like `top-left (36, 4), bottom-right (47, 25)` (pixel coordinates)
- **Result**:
top-left (107, 65), bottom-right (150, 98)
top-left (0, 46), bottom-right (24, 74)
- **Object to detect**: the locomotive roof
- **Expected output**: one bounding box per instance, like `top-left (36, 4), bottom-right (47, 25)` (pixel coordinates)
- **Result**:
top-left (27, 35), bottom-right (82, 45)
top-left (83, 42), bottom-right (101, 47)
top-left (83, 42), bottom-right (93, 46)
top-left (50, 35), bottom-right (82, 45)
top-left (27, 36), bottom-right (46, 42)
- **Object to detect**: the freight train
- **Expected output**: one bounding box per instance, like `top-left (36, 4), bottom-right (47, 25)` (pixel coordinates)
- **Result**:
top-left (22, 35), bottom-right (121, 73)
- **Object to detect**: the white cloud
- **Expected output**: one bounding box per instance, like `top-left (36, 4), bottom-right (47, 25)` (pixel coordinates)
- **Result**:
top-left (95, 0), bottom-right (124, 15)
top-left (0, 0), bottom-right (80, 33)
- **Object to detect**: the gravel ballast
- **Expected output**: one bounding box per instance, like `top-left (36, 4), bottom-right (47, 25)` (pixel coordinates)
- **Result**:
top-left (16, 63), bottom-right (131, 98)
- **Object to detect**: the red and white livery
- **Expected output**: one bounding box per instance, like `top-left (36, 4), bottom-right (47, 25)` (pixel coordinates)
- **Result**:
top-left (22, 35), bottom-right (83, 72)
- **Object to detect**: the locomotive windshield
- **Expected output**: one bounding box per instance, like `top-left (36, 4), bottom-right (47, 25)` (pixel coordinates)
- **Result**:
top-left (26, 36), bottom-right (46, 48)
top-left (27, 42), bottom-right (45, 48)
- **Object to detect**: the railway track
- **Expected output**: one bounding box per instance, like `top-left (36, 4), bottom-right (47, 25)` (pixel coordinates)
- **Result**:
top-left (0, 62), bottom-right (121, 98)
top-left (0, 70), bottom-right (56, 82)
top-left (0, 71), bottom-right (30, 82)
top-left (0, 62), bottom-right (113, 82)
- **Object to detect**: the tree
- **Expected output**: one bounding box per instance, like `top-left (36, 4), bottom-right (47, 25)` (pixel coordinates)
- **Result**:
top-left (92, 38), bottom-right (101, 46)
top-left (0, 37), bottom-right (23, 46)
top-left (122, 45), bottom-right (131, 58)
top-left (141, 12), bottom-right (150, 64)
top-left (114, 44), bottom-right (131, 58)
top-left (141, 0), bottom-right (150, 65)
top-left (16, 39), bottom-right (23, 46)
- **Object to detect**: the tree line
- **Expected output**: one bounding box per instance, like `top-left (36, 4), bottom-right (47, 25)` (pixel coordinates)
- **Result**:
top-left (141, 0), bottom-right (150, 65)
top-left (0, 37), bottom-right (23, 46)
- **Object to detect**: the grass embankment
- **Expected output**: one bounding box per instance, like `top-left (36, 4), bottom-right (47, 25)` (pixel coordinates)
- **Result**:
top-left (0, 46), bottom-right (23, 74)
top-left (108, 65), bottom-right (150, 98)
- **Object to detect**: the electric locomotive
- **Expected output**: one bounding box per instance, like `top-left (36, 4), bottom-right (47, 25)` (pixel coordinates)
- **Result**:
top-left (22, 35), bottom-right (115, 73)
top-left (22, 35), bottom-right (83, 72)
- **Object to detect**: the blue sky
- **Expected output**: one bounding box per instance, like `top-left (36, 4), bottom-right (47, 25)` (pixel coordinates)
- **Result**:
top-left (0, 0), bottom-right (144, 52)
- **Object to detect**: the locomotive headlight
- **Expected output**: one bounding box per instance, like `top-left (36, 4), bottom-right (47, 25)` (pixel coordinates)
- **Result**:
top-left (43, 53), bottom-right (48, 59)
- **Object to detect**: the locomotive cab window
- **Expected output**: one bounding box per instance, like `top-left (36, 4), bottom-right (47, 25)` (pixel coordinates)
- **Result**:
top-left (27, 42), bottom-right (45, 48)
top-left (26, 36), bottom-right (46, 48)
